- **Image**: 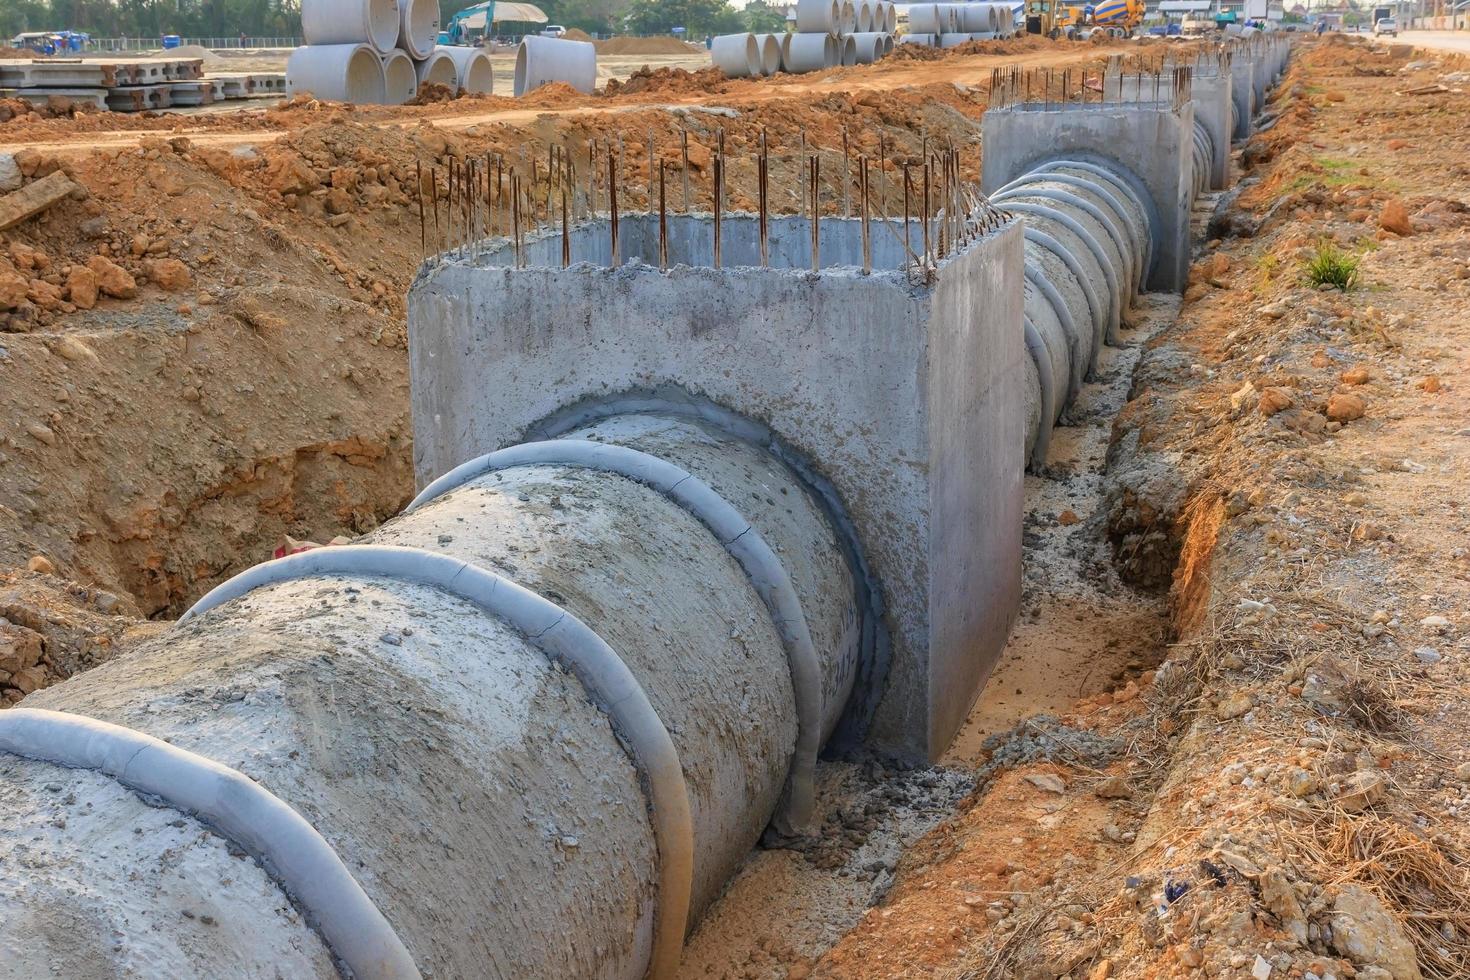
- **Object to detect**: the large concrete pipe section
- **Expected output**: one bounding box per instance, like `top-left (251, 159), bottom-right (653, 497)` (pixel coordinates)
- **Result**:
top-left (0, 411), bottom-right (863, 979)
top-left (783, 32), bottom-right (836, 73)
top-left (850, 32), bottom-right (890, 64)
top-left (301, 0), bottom-right (401, 54)
top-left (438, 44), bottom-right (494, 94)
top-left (286, 43), bottom-right (388, 103)
top-left (753, 33), bottom-right (783, 75)
top-left (381, 48), bottom-right (418, 104)
top-left (413, 46), bottom-right (457, 88)
top-left (395, 0), bottom-right (439, 60)
top-left (711, 33), bottom-right (761, 78)
top-left (991, 158), bottom-right (1151, 469)
top-left (514, 35), bottom-right (597, 96)
top-left (795, 0), bottom-right (840, 34)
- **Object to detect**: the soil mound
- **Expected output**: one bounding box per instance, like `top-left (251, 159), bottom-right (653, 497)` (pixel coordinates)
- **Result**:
top-left (596, 36), bottom-right (701, 56)
top-left (602, 64), bottom-right (727, 96)
top-left (562, 28), bottom-right (594, 42)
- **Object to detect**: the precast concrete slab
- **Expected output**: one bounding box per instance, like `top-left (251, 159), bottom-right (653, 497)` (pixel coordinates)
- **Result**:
top-left (0, 87), bottom-right (110, 110)
top-left (408, 212), bottom-right (1027, 762)
top-left (106, 84), bottom-right (172, 112)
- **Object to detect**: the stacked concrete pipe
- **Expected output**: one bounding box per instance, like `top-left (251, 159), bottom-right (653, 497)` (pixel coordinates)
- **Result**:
top-left (904, 3), bottom-right (1018, 47)
top-left (0, 412), bottom-right (865, 978)
top-left (288, 0), bottom-right (456, 105)
top-left (781, 0), bottom-right (896, 72)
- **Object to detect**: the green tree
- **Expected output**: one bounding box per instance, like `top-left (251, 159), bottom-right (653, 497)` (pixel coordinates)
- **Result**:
top-left (743, 0), bottom-right (787, 32)
top-left (622, 0), bottom-right (745, 36)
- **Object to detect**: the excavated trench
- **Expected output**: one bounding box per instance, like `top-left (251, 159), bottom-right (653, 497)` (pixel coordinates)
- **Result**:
top-left (0, 35), bottom-right (1290, 980)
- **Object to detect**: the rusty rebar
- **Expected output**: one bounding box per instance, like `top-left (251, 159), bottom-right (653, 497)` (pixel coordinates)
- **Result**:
top-left (608, 149), bottom-right (619, 267)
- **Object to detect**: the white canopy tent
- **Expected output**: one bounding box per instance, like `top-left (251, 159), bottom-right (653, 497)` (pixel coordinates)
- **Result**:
top-left (455, 1), bottom-right (549, 30)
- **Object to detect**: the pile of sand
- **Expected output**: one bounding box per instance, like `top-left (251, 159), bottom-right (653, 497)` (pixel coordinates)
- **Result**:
top-left (596, 36), bottom-right (702, 56)
top-left (563, 28), bottom-right (594, 42)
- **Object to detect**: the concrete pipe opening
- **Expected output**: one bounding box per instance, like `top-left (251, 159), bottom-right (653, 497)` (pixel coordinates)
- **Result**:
top-left (754, 33), bottom-right (783, 75)
top-left (414, 47), bottom-right (458, 89)
top-left (855, 0), bottom-right (874, 32)
top-left (784, 32), bottom-right (835, 72)
top-left (884, 2), bottom-right (898, 32)
top-left (711, 33), bottom-right (760, 78)
top-left (513, 35), bottom-right (597, 96)
top-left (840, 0), bottom-right (857, 33)
top-left (795, 0), bottom-right (841, 34)
top-left (840, 33), bottom-right (858, 66)
top-left (396, 0), bottom-right (439, 60)
top-left (439, 45), bottom-right (493, 94)
top-left (381, 48), bottom-right (417, 103)
top-left (850, 31), bottom-right (887, 63)
top-left (301, 0), bottom-right (401, 54)
top-left (883, 32), bottom-right (895, 55)
top-left (286, 43), bottom-right (387, 103)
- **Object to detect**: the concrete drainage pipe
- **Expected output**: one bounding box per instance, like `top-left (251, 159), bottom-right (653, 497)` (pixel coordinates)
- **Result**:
top-left (414, 47), bottom-right (457, 89)
top-left (795, 0), bottom-right (841, 34)
top-left (840, 34), bottom-right (858, 66)
top-left (882, 1), bottom-right (898, 32)
top-left (395, 0), bottom-right (439, 60)
top-left (907, 3), bottom-right (945, 33)
top-left (899, 32), bottom-right (938, 45)
top-left (0, 412), bottom-right (863, 980)
top-left (961, 3), bottom-right (999, 33)
top-left (992, 157), bottom-right (1155, 470)
top-left (784, 32), bottom-right (836, 72)
top-left (753, 33), bottom-right (783, 74)
top-left (939, 32), bottom-right (972, 47)
top-left (438, 45), bottom-right (493, 94)
top-left (381, 48), bottom-right (418, 103)
top-left (300, 0), bottom-right (401, 54)
top-left (712, 33), bottom-right (760, 78)
top-left (1191, 120), bottom-right (1215, 198)
top-left (850, 32), bottom-right (889, 64)
top-left (513, 35), bottom-right (597, 96)
top-left (286, 43), bottom-right (388, 103)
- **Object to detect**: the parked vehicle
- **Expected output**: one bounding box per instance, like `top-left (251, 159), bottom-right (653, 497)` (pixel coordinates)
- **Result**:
top-left (1373, 17), bottom-right (1397, 35)
top-left (540, 24), bottom-right (567, 37)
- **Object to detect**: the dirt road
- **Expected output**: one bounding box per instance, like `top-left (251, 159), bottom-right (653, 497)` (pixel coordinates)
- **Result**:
top-left (1382, 29), bottom-right (1470, 54)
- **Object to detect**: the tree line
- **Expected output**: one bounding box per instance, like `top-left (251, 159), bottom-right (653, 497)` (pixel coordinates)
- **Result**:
top-left (2, 0), bottom-right (788, 43)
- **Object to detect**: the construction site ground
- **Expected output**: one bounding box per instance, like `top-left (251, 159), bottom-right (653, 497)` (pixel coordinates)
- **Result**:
top-left (2, 32), bottom-right (1468, 980)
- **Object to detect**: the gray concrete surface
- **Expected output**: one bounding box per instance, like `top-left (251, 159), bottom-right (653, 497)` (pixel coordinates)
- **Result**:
top-left (408, 213), bottom-right (1027, 761)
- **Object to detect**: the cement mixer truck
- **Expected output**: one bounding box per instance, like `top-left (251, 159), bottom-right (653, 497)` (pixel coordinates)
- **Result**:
top-left (1084, 0), bottom-right (1145, 34)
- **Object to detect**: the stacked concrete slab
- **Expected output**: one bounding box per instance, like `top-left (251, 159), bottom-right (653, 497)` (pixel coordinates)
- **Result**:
top-left (0, 56), bottom-right (277, 112)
